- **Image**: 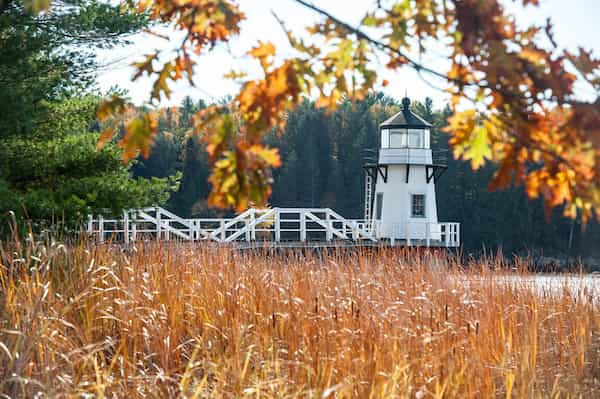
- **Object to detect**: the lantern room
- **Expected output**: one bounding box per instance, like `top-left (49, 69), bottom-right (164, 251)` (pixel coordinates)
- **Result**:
top-left (378, 97), bottom-right (434, 165)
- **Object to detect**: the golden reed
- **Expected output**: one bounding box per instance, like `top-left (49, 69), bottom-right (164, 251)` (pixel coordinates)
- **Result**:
top-left (1, 239), bottom-right (598, 397)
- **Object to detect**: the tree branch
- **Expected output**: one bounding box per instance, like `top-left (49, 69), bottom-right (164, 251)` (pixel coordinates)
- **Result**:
top-left (291, 0), bottom-right (449, 83)
top-left (291, 0), bottom-right (595, 107)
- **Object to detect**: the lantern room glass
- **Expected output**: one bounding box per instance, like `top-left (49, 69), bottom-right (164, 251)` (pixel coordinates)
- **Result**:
top-left (380, 128), bottom-right (429, 149)
top-left (389, 129), bottom-right (407, 147)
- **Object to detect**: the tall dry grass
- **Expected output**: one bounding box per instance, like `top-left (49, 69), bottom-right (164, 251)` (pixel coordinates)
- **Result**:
top-left (0, 237), bottom-right (599, 398)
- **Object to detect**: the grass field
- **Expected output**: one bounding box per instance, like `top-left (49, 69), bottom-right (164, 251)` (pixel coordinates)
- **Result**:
top-left (1, 238), bottom-right (599, 398)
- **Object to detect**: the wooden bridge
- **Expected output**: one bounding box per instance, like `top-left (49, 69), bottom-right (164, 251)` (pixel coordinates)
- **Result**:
top-left (87, 206), bottom-right (460, 247)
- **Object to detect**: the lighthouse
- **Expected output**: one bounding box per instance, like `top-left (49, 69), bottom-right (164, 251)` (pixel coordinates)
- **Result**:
top-left (364, 96), bottom-right (458, 245)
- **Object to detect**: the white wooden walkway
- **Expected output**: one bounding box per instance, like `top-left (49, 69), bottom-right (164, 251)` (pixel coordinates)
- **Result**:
top-left (87, 207), bottom-right (460, 247)
top-left (87, 207), bottom-right (375, 244)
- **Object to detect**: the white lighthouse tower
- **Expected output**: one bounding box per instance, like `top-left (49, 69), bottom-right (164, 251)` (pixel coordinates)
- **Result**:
top-left (364, 96), bottom-right (459, 246)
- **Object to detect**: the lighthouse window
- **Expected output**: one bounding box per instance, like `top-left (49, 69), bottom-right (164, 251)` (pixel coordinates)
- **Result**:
top-left (380, 128), bottom-right (390, 148)
top-left (408, 129), bottom-right (424, 148)
top-left (389, 129), bottom-right (407, 147)
top-left (375, 193), bottom-right (384, 220)
top-left (411, 194), bottom-right (426, 218)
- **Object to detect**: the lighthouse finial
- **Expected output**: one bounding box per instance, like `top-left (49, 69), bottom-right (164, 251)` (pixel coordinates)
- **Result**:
top-left (402, 92), bottom-right (410, 110)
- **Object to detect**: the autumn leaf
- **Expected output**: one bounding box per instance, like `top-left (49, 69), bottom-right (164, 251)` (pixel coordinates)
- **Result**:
top-left (467, 125), bottom-right (493, 169)
top-left (96, 127), bottom-right (115, 151)
top-left (567, 47), bottom-right (600, 76)
top-left (119, 112), bottom-right (158, 162)
top-left (519, 47), bottom-right (546, 65)
top-left (223, 70), bottom-right (248, 80)
top-left (151, 63), bottom-right (174, 102)
top-left (132, 53), bottom-right (158, 81)
top-left (97, 95), bottom-right (126, 123)
top-left (206, 142), bottom-right (280, 211)
top-left (249, 41), bottom-right (276, 70)
top-left (175, 53), bottom-right (193, 83)
top-left (247, 145), bottom-right (282, 168)
top-left (23, 0), bottom-right (51, 13)
top-left (96, 95), bottom-right (128, 152)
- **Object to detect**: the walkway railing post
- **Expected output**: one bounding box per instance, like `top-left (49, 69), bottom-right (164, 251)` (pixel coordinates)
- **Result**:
top-left (426, 223), bottom-right (430, 247)
top-left (99, 215), bottom-right (104, 244)
top-left (250, 209), bottom-right (256, 240)
top-left (274, 209), bottom-right (281, 242)
top-left (455, 224), bottom-right (458, 246)
top-left (442, 223), bottom-right (452, 247)
top-left (456, 223), bottom-right (460, 247)
top-left (440, 224), bottom-right (446, 246)
top-left (87, 215), bottom-right (93, 237)
top-left (123, 210), bottom-right (129, 245)
top-left (325, 210), bottom-right (332, 241)
top-left (300, 211), bottom-right (306, 242)
top-left (406, 223), bottom-right (411, 247)
top-left (156, 207), bottom-right (162, 240)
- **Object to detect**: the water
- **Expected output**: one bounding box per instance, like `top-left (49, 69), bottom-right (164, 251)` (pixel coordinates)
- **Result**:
top-left (462, 273), bottom-right (600, 302)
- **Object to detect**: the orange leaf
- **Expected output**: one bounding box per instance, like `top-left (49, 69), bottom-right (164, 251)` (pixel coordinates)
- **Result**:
top-left (96, 127), bottom-right (115, 151)
top-left (97, 96), bottom-right (126, 122)
top-left (249, 41), bottom-right (276, 70)
top-left (119, 113), bottom-right (158, 162)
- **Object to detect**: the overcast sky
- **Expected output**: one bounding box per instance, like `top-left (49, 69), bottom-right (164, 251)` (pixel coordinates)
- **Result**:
top-left (95, 0), bottom-right (600, 108)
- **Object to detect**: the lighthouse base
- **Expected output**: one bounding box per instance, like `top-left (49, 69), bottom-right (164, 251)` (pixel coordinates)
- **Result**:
top-left (374, 221), bottom-right (460, 247)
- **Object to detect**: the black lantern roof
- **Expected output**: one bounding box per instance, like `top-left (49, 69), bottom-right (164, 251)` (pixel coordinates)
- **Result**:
top-left (380, 96), bottom-right (432, 129)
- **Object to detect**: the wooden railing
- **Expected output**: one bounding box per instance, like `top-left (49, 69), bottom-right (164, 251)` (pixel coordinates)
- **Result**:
top-left (87, 207), bottom-right (377, 244)
top-left (390, 222), bottom-right (460, 247)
